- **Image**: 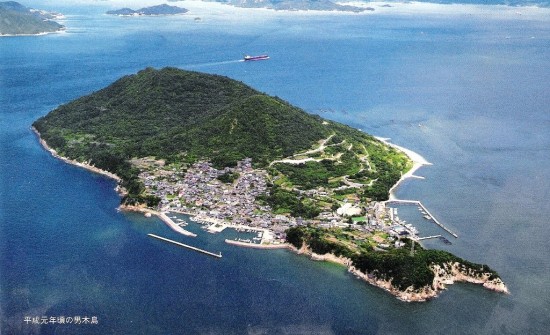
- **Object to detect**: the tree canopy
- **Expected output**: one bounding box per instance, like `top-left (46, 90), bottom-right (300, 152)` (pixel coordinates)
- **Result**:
top-left (33, 67), bottom-right (411, 202)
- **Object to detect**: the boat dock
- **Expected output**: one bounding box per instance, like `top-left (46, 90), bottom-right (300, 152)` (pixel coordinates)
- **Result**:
top-left (416, 235), bottom-right (442, 241)
top-left (158, 213), bottom-right (197, 237)
top-left (225, 239), bottom-right (290, 249)
top-left (386, 199), bottom-right (458, 238)
top-left (148, 234), bottom-right (222, 258)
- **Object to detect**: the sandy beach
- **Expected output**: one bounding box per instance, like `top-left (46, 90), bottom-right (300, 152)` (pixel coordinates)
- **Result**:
top-left (375, 136), bottom-right (432, 200)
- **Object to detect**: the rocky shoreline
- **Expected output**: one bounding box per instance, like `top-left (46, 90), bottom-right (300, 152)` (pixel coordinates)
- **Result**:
top-left (33, 127), bottom-right (123, 183)
top-left (0, 29), bottom-right (66, 37)
top-left (34, 127), bottom-right (508, 302)
top-left (290, 244), bottom-right (508, 302)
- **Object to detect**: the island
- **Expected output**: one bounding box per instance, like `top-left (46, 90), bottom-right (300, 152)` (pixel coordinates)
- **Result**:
top-left (32, 67), bottom-right (508, 301)
top-left (211, 0), bottom-right (369, 12)
top-left (106, 4), bottom-right (188, 16)
top-left (0, 1), bottom-right (64, 36)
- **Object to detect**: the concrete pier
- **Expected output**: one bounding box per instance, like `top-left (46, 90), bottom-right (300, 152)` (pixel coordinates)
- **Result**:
top-left (386, 199), bottom-right (458, 238)
top-left (225, 239), bottom-right (290, 249)
top-left (417, 235), bottom-right (442, 241)
top-left (148, 234), bottom-right (222, 258)
top-left (158, 213), bottom-right (197, 237)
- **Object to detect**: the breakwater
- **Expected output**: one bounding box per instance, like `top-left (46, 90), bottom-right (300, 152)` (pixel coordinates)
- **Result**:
top-left (385, 199), bottom-right (458, 238)
top-left (148, 234), bottom-right (222, 258)
top-left (225, 239), bottom-right (290, 249)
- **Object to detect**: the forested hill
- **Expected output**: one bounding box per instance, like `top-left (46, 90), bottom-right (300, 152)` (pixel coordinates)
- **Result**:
top-left (34, 67), bottom-right (411, 201)
top-left (106, 4), bottom-right (188, 16)
top-left (33, 67), bottom-right (340, 167)
top-left (0, 1), bottom-right (64, 35)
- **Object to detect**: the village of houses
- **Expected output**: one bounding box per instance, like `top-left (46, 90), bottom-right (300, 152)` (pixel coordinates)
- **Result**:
top-left (133, 157), bottom-right (423, 250)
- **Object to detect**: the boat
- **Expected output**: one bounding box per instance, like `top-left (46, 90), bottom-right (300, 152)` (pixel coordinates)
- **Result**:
top-left (244, 54), bottom-right (269, 61)
top-left (439, 236), bottom-right (452, 245)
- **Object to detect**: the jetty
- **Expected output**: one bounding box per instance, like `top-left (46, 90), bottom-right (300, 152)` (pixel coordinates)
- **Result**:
top-left (416, 235), bottom-right (442, 241)
top-left (385, 199), bottom-right (458, 238)
top-left (225, 239), bottom-right (290, 249)
top-left (148, 234), bottom-right (222, 258)
top-left (158, 212), bottom-right (197, 237)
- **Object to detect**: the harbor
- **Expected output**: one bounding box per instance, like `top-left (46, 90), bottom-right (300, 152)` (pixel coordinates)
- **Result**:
top-left (158, 212), bottom-right (197, 237)
top-left (385, 199), bottom-right (458, 238)
top-left (147, 234), bottom-right (222, 258)
top-left (225, 239), bottom-right (289, 249)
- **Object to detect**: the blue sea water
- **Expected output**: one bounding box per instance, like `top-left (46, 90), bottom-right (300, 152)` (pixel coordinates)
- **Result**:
top-left (1, 1), bottom-right (550, 334)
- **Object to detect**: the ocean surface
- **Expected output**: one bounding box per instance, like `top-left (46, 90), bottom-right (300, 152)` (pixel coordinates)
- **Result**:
top-left (1, 1), bottom-right (549, 334)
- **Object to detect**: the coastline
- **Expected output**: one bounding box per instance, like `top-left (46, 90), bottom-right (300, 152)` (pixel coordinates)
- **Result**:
top-left (33, 127), bottom-right (198, 237)
top-left (173, 0), bottom-right (550, 20)
top-left (290, 243), bottom-right (508, 302)
top-left (34, 126), bottom-right (506, 302)
top-left (120, 205), bottom-right (197, 237)
top-left (32, 127), bottom-right (122, 183)
top-left (0, 28), bottom-right (66, 38)
top-left (225, 239), bottom-right (290, 249)
top-left (374, 136), bottom-right (432, 200)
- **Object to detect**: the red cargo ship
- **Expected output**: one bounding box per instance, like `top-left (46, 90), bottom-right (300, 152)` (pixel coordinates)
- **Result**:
top-left (243, 54), bottom-right (269, 61)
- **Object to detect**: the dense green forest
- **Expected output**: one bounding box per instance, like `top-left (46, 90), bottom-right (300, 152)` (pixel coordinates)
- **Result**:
top-left (33, 67), bottom-right (410, 204)
top-left (286, 226), bottom-right (500, 290)
top-left (34, 68), bottom-right (329, 167)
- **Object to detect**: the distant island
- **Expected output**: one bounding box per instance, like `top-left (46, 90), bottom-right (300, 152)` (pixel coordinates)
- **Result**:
top-left (33, 67), bottom-right (508, 301)
top-left (106, 4), bottom-right (188, 16)
top-left (0, 1), bottom-right (64, 36)
top-left (209, 0), bottom-right (370, 12)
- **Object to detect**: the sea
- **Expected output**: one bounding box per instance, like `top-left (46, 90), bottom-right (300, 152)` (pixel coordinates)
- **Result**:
top-left (1, 1), bottom-right (549, 334)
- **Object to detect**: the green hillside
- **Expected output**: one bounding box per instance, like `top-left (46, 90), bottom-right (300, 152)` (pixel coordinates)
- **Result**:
top-left (33, 67), bottom-right (411, 202)
top-left (286, 225), bottom-right (502, 292)
top-left (0, 1), bottom-right (63, 35)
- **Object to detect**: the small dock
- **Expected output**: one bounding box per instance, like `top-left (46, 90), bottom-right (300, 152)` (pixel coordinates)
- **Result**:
top-left (417, 235), bottom-right (442, 241)
top-left (158, 213), bottom-right (196, 237)
top-left (386, 199), bottom-right (458, 238)
top-left (148, 234), bottom-right (222, 258)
